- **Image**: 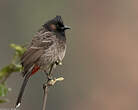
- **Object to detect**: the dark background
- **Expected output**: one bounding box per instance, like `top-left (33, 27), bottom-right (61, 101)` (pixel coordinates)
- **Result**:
top-left (0, 0), bottom-right (138, 110)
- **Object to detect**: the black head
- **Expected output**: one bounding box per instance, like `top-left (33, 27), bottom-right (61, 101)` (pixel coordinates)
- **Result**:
top-left (43, 16), bottom-right (70, 34)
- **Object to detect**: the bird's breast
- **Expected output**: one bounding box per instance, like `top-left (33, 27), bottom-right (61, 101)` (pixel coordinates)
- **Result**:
top-left (57, 44), bottom-right (66, 61)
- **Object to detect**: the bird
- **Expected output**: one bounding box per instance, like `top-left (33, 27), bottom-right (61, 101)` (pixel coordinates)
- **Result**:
top-left (15, 16), bottom-right (70, 108)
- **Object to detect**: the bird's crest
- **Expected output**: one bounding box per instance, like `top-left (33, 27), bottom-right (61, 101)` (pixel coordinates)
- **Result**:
top-left (44, 15), bottom-right (64, 27)
top-left (54, 16), bottom-right (63, 24)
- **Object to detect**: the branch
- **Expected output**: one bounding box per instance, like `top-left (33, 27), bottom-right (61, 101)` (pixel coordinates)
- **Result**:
top-left (0, 44), bottom-right (25, 103)
top-left (42, 84), bottom-right (48, 110)
top-left (42, 77), bottom-right (64, 110)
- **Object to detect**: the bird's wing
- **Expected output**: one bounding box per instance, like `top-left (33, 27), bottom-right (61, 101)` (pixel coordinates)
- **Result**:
top-left (21, 28), bottom-right (55, 76)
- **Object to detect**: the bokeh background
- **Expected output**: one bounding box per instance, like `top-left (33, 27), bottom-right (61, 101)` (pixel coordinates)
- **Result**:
top-left (0, 0), bottom-right (138, 110)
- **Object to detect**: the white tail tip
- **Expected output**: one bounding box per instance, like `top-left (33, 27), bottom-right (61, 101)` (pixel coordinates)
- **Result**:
top-left (15, 103), bottom-right (21, 108)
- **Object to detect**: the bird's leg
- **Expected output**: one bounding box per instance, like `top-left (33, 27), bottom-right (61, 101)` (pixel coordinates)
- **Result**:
top-left (44, 70), bottom-right (49, 77)
top-left (45, 60), bottom-right (62, 81)
top-left (44, 60), bottom-right (65, 87)
top-left (47, 63), bottom-right (55, 80)
top-left (48, 60), bottom-right (62, 78)
top-left (44, 63), bottom-right (55, 80)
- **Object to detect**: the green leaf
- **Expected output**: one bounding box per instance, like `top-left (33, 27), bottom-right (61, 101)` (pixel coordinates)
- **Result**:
top-left (0, 43), bottom-right (26, 104)
top-left (0, 84), bottom-right (8, 97)
top-left (10, 43), bottom-right (26, 57)
top-left (0, 64), bottom-right (23, 80)
top-left (0, 64), bottom-right (13, 80)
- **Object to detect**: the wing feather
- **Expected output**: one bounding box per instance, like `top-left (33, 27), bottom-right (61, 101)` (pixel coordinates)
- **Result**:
top-left (21, 27), bottom-right (54, 76)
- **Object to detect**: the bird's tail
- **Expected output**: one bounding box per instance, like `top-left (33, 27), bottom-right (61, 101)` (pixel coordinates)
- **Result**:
top-left (15, 65), bottom-right (40, 108)
top-left (15, 73), bottom-right (30, 108)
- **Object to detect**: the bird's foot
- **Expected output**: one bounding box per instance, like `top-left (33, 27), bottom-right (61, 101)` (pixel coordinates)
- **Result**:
top-left (47, 77), bottom-right (64, 86)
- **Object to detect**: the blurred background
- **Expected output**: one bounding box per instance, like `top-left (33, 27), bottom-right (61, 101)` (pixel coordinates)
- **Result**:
top-left (0, 0), bottom-right (138, 110)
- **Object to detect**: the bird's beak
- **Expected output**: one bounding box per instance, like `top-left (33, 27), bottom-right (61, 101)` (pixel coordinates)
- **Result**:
top-left (63, 25), bottom-right (71, 30)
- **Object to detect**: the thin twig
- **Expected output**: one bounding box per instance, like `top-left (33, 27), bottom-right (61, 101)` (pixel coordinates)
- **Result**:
top-left (42, 83), bottom-right (48, 110)
top-left (42, 77), bottom-right (64, 110)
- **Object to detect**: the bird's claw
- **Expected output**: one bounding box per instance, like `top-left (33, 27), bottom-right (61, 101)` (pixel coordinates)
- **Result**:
top-left (47, 77), bottom-right (64, 86)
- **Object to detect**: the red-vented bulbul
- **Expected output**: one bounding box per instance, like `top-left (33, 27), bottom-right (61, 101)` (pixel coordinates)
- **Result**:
top-left (15, 16), bottom-right (70, 108)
